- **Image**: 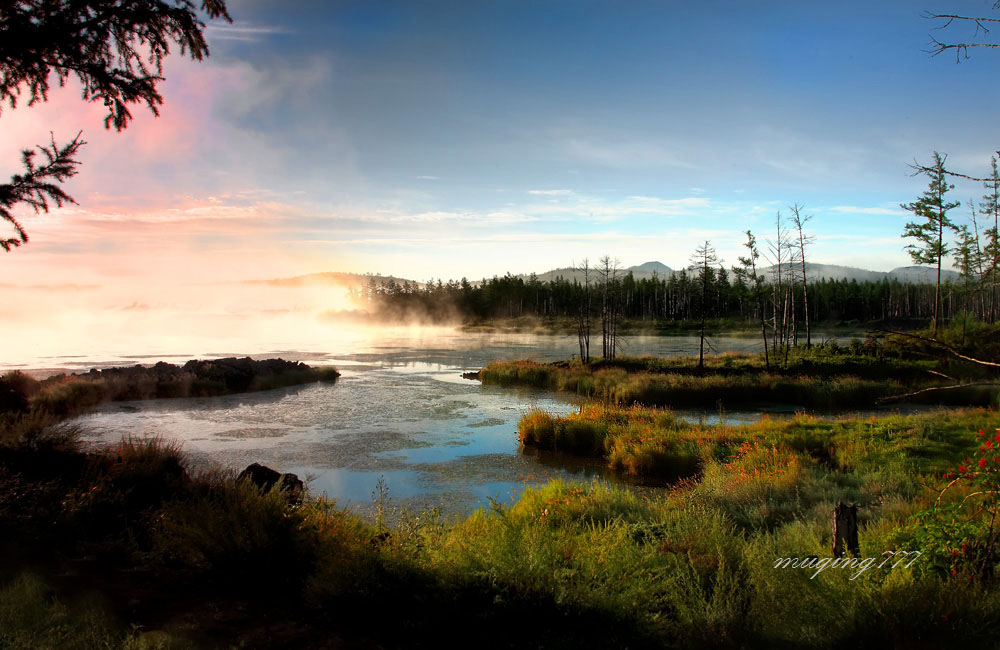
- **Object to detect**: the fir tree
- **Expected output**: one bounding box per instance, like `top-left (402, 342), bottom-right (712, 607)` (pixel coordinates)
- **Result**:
top-left (689, 240), bottom-right (720, 370)
top-left (901, 151), bottom-right (960, 334)
top-left (0, 0), bottom-right (231, 251)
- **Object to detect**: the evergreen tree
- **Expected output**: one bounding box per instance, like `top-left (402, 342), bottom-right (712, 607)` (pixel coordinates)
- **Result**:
top-left (734, 230), bottom-right (769, 370)
top-left (0, 0), bottom-right (231, 251)
top-left (901, 152), bottom-right (960, 334)
top-left (689, 240), bottom-right (720, 370)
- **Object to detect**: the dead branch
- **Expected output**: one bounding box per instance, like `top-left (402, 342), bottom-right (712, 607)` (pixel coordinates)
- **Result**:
top-left (924, 9), bottom-right (1000, 61)
top-left (878, 329), bottom-right (1000, 368)
top-left (908, 157), bottom-right (1000, 183)
top-left (876, 381), bottom-right (1000, 404)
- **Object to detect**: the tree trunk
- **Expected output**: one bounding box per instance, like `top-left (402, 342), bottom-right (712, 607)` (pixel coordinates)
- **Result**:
top-left (832, 501), bottom-right (859, 557)
top-left (935, 216), bottom-right (942, 335)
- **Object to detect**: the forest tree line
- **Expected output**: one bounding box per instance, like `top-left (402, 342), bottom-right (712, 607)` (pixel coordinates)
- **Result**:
top-left (353, 268), bottom-right (985, 329)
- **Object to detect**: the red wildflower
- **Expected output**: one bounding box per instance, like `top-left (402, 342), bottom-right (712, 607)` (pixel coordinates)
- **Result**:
top-left (980, 458), bottom-right (988, 469)
top-left (980, 429), bottom-right (985, 437)
top-left (959, 465), bottom-right (967, 473)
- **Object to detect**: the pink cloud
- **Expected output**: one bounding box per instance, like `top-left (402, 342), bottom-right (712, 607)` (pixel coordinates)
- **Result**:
top-left (0, 57), bottom-right (254, 211)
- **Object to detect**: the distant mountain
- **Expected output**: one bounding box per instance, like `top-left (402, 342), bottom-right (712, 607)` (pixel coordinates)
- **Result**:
top-left (629, 261), bottom-right (673, 275)
top-left (249, 263), bottom-right (961, 291)
top-left (525, 261), bottom-right (960, 285)
top-left (526, 261), bottom-right (674, 284)
top-left (243, 272), bottom-right (418, 289)
top-left (760, 263), bottom-right (960, 284)
top-left (887, 265), bottom-right (961, 284)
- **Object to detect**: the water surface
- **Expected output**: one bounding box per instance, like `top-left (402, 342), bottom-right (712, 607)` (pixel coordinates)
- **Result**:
top-left (34, 330), bottom-right (847, 517)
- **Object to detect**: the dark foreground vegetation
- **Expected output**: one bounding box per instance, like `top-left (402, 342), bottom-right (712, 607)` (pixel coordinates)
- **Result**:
top-left (3, 408), bottom-right (1000, 648)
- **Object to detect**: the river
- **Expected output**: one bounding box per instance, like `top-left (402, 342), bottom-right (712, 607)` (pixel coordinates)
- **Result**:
top-left (12, 328), bottom-right (810, 517)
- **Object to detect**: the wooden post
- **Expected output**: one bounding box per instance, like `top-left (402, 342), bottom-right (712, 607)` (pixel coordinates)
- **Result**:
top-left (833, 501), bottom-right (859, 557)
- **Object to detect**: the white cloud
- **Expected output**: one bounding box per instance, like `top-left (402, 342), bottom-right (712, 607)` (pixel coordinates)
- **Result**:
top-left (828, 205), bottom-right (906, 216)
top-left (206, 24), bottom-right (292, 42)
top-left (528, 189), bottom-right (573, 196)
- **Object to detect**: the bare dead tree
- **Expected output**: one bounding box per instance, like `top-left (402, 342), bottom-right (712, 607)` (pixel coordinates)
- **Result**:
top-left (765, 211), bottom-right (795, 364)
top-left (766, 212), bottom-right (782, 353)
top-left (789, 203), bottom-right (815, 348)
top-left (969, 202), bottom-right (987, 319)
top-left (983, 157), bottom-right (1000, 323)
top-left (574, 258), bottom-right (593, 364)
top-left (924, 6), bottom-right (1000, 62)
top-left (598, 255), bottom-right (622, 361)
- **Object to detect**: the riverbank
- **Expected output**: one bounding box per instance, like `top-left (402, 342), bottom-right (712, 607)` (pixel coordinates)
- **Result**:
top-left (0, 357), bottom-right (340, 447)
top-left (478, 351), bottom-right (998, 410)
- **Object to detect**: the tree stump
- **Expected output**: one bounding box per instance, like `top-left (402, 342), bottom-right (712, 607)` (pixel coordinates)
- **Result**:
top-left (833, 501), bottom-right (859, 557)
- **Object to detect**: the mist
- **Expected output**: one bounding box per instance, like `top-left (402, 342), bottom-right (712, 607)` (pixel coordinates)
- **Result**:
top-left (0, 278), bottom-right (464, 371)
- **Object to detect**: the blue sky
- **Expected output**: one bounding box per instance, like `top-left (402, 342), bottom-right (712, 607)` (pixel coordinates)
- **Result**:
top-left (4, 0), bottom-right (1000, 285)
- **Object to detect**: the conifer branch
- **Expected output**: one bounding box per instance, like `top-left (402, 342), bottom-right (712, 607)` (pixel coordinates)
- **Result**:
top-left (0, 133), bottom-right (86, 252)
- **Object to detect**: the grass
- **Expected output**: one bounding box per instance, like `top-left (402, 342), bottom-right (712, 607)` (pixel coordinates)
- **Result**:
top-left (2, 405), bottom-right (1000, 647)
top-left (480, 349), bottom-right (998, 409)
top-left (517, 405), bottom-right (992, 483)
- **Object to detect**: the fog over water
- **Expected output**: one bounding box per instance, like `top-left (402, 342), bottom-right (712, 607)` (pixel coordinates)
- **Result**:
top-left (5, 280), bottom-right (788, 516)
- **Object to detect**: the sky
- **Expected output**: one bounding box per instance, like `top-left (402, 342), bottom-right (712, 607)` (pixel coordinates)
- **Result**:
top-left (3, 0), bottom-right (1000, 290)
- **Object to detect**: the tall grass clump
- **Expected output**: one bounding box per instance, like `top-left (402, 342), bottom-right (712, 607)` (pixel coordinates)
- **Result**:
top-left (154, 480), bottom-right (318, 595)
top-left (690, 443), bottom-right (820, 530)
top-left (480, 360), bottom-right (557, 388)
top-left (517, 408), bottom-right (606, 456)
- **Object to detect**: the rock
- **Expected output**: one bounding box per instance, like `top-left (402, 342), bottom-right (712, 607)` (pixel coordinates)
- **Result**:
top-left (277, 472), bottom-right (304, 504)
top-left (237, 463), bottom-right (304, 504)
